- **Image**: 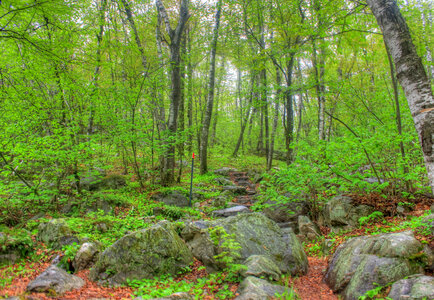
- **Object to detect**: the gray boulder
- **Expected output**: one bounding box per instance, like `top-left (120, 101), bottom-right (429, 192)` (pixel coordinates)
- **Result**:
top-left (90, 221), bottom-right (194, 285)
top-left (325, 231), bottom-right (424, 300)
top-left (212, 206), bottom-right (251, 218)
top-left (222, 185), bottom-right (247, 195)
top-left (73, 242), bottom-right (100, 271)
top-left (181, 213), bottom-right (308, 275)
top-left (81, 173), bottom-right (126, 191)
top-left (388, 274), bottom-right (434, 300)
top-left (26, 265), bottom-right (84, 295)
top-left (214, 167), bottom-right (238, 176)
top-left (235, 276), bottom-right (296, 300)
top-left (298, 215), bottom-right (321, 241)
top-left (323, 195), bottom-right (374, 232)
top-left (37, 219), bottom-right (78, 250)
top-left (241, 255), bottom-right (282, 281)
top-left (152, 190), bottom-right (190, 207)
top-left (262, 197), bottom-right (309, 230)
top-left (214, 177), bottom-right (233, 186)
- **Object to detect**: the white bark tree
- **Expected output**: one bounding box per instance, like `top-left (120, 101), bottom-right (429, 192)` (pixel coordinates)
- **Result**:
top-left (366, 0), bottom-right (434, 193)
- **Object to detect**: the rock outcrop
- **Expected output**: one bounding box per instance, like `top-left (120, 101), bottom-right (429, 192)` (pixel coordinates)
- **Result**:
top-left (90, 221), bottom-right (193, 285)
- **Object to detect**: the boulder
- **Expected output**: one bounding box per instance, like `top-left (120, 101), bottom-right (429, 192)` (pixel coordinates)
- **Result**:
top-left (235, 276), bottom-right (296, 300)
top-left (325, 231), bottom-right (424, 300)
top-left (26, 265), bottom-right (84, 295)
top-left (222, 186), bottom-right (247, 195)
top-left (90, 221), bottom-right (194, 285)
top-left (212, 206), bottom-right (251, 218)
top-left (181, 213), bottom-right (308, 275)
top-left (298, 215), bottom-right (321, 241)
top-left (37, 219), bottom-right (78, 250)
top-left (388, 274), bottom-right (434, 300)
top-left (214, 177), bottom-right (233, 186)
top-left (241, 255), bottom-right (282, 281)
top-left (262, 197), bottom-right (309, 229)
top-left (181, 221), bottom-right (220, 272)
top-left (323, 195), bottom-right (374, 232)
top-left (73, 242), bottom-right (100, 271)
top-left (152, 190), bottom-right (190, 207)
top-left (81, 172), bottom-right (126, 191)
top-left (0, 229), bottom-right (33, 267)
top-left (214, 167), bottom-right (238, 176)
top-left (212, 195), bottom-right (228, 207)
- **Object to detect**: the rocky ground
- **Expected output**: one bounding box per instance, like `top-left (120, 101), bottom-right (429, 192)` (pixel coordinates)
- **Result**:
top-left (1, 167), bottom-right (433, 299)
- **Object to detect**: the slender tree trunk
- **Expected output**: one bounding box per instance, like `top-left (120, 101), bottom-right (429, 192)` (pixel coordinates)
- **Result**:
top-left (177, 35), bottom-right (187, 182)
top-left (267, 67), bottom-right (281, 170)
top-left (156, 0), bottom-right (189, 186)
top-left (367, 0), bottom-right (434, 193)
top-left (200, 0), bottom-right (222, 174)
top-left (210, 60), bottom-right (225, 147)
top-left (186, 25), bottom-right (193, 154)
top-left (233, 75), bottom-right (255, 157)
top-left (312, 40), bottom-right (326, 141)
top-left (284, 55), bottom-right (296, 164)
top-left (385, 42), bottom-right (410, 189)
top-left (88, 0), bottom-right (107, 136)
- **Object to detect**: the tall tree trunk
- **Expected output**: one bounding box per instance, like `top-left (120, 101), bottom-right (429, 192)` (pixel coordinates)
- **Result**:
top-left (200, 0), bottom-right (222, 174)
top-left (210, 60), bottom-right (225, 147)
top-left (367, 0), bottom-right (434, 193)
top-left (186, 25), bottom-right (193, 154)
top-left (177, 35), bottom-right (187, 182)
top-left (284, 55), bottom-right (296, 164)
top-left (312, 40), bottom-right (326, 141)
top-left (88, 0), bottom-right (107, 136)
top-left (233, 74), bottom-right (255, 157)
top-left (156, 0), bottom-right (189, 186)
top-left (267, 66), bottom-right (281, 170)
top-left (385, 42), bottom-right (410, 190)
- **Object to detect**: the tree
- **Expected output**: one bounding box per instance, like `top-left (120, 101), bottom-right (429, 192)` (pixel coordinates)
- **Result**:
top-left (199, 0), bottom-right (222, 174)
top-left (156, 0), bottom-right (189, 186)
top-left (366, 0), bottom-right (434, 193)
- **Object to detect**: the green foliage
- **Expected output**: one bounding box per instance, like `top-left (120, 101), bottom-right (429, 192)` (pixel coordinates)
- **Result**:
top-left (0, 226), bottom-right (34, 261)
top-left (303, 240), bottom-right (324, 257)
top-left (209, 225), bottom-right (246, 282)
top-left (359, 211), bottom-right (384, 226)
top-left (359, 282), bottom-right (392, 300)
top-left (128, 274), bottom-right (193, 299)
top-left (59, 242), bottom-right (80, 272)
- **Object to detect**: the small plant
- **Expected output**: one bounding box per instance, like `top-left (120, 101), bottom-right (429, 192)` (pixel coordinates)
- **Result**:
top-left (359, 282), bottom-right (392, 300)
top-left (209, 226), bottom-right (246, 282)
top-left (0, 226), bottom-right (34, 265)
top-left (275, 280), bottom-right (300, 300)
top-left (128, 275), bottom-right (194, 299)
top-left (59, 242), bottom-right (80, 272)
top-left (359, 211), bottom-right (384, 226)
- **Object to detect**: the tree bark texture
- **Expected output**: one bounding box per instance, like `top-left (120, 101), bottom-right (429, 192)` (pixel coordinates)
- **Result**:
top-left (367, 0), bottom-right (434, 193)
top-left (200, 0), bottom-right (222, 174)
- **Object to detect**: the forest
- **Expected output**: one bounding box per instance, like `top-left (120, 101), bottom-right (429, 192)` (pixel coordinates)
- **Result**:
top-left (0, 0), bottom-right (433, 299)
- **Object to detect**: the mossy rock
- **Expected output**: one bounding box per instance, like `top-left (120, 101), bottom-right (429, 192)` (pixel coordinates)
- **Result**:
top-left (325, 231), bottom-right (424, 300)
top-left (182, 213), bottom-right (308, 275)
top-left (37, 219), bottom-right (78, 250)
top-left (0, 228), bottom-right (34, 267)
top-left (89, 221), bottom-right (193, 286)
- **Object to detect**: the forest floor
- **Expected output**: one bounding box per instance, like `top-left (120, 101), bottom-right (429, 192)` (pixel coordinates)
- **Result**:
top-left (1, 199), bottom-right (431, 300)
top-left (1, 164), bottom-right (433, 299)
